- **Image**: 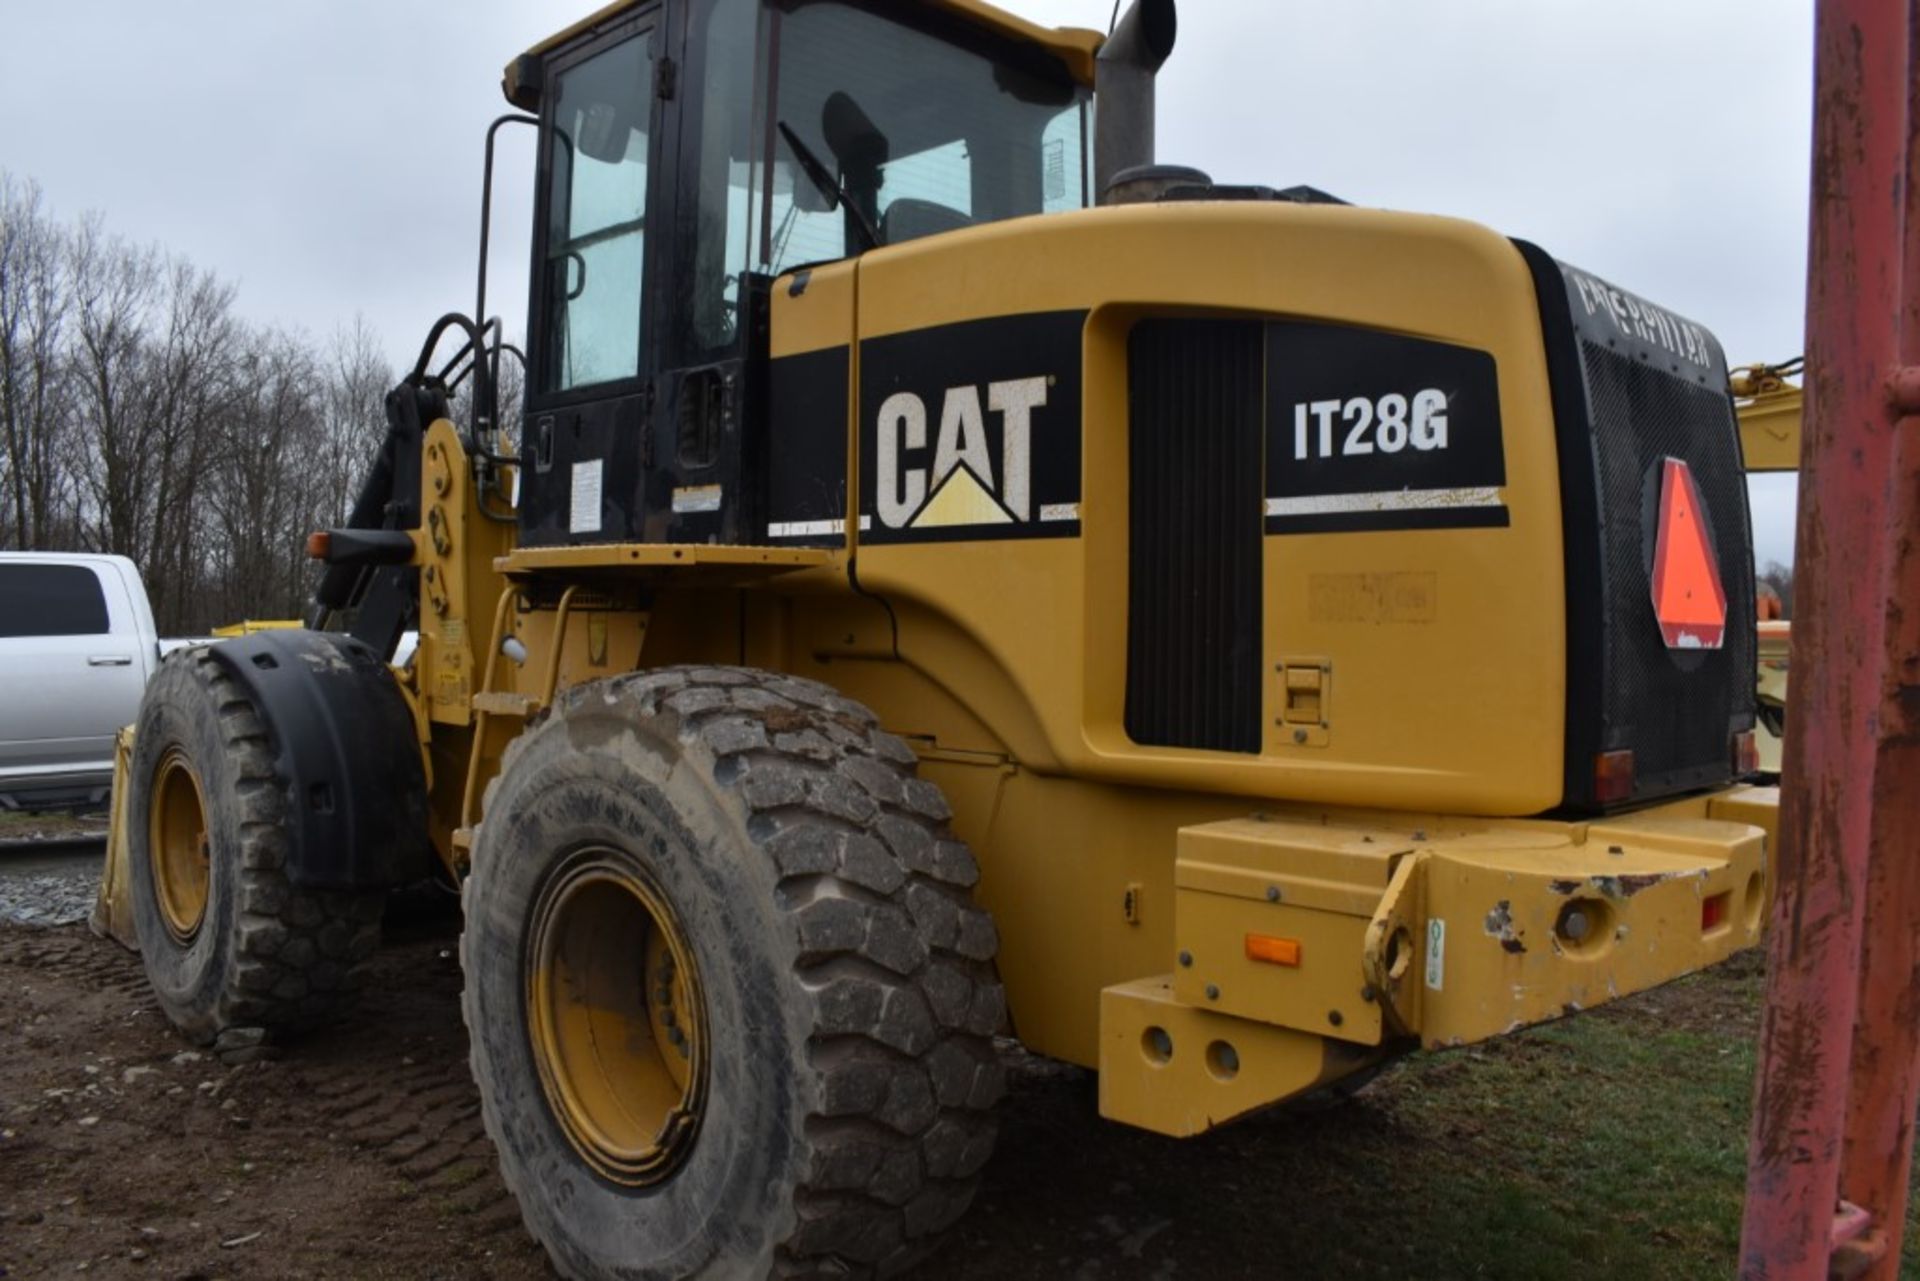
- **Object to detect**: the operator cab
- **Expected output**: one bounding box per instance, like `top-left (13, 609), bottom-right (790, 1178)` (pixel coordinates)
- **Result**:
top-left (509, 0), bottom-right (1097, 548)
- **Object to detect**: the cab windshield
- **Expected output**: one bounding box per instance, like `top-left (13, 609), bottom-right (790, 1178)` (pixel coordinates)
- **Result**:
top-left (765, 1), bottom-right (1089, 264)
top-left (685, 0), bottom-right (1091, 356)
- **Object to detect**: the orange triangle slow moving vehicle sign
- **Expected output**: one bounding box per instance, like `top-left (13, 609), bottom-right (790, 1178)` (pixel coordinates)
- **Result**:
top-left (1649, 457), bottom-right (1727, 650)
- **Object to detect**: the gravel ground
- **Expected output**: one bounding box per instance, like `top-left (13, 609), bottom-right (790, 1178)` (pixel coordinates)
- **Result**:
top-left (0, 867), bottom-right (99, 928)
top-left (0, 839), bottom-right (104, 930)
top-left (0, 812), bottom-right (109, 927)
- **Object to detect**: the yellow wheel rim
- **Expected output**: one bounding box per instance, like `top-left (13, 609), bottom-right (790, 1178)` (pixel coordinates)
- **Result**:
top-left (149, 748), bottom-right (211, 944)
top-left (527, 850), bottom-right (707, 1187)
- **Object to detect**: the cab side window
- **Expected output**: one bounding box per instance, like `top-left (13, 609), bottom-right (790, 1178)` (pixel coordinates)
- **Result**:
top-left (541, 34), bottom-right (655, 394)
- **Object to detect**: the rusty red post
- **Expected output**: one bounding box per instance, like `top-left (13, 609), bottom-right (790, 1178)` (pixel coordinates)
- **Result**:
top-left (1739, 0), bottom-right (1920, 1276)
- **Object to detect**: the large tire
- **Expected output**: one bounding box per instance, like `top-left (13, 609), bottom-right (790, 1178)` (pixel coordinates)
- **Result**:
top-left (127, 647), bottom-right (385, 1044)
top-left (463, 667), bottom-right (1005, 1280)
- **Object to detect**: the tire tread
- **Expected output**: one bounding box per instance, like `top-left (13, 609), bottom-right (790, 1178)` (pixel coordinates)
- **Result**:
top-left (463, 665), bottom-right (1003, 1280)
top-left (144, 648), bottom-right (384, 1038)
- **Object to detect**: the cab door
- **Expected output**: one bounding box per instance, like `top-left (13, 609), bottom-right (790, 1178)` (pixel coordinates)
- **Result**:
top-left (520, 8), bottom-right (666, 547)
top-left (645, 0), bottom-right (765, 547)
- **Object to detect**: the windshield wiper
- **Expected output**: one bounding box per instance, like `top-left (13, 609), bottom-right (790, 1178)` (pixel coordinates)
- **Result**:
top-left (777, 120), bottom-right (880, 251)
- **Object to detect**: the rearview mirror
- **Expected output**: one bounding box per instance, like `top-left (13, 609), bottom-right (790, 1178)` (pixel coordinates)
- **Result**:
top-left (576, 101), bottom-right (630, 164)
top-left (822, 91), bottom-right (887, 178)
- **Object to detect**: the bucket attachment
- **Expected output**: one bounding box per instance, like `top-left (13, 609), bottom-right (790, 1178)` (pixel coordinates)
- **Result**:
top-left (88, 726), bottom-right (140, 951)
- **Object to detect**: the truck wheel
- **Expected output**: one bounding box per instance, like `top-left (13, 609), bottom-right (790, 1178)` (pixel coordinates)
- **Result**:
top-left (464, 667), bottom-right (1005, 1280)
top-left (127, 647), bottom-right (384, 1044)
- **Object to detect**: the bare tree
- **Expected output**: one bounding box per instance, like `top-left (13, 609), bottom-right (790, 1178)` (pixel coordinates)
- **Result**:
top-left (0, 174), bottom-right (76, 549)
top-left (206, 328), bottom-right (321, 623)
top-left (317, 315), bottom-right (394, 528)
top-left (0, 176), bottom-right (415, 633)
top-left (137, 257), bottom-right (239, 630)
top-left (67, 216), bottom-right (161, 566)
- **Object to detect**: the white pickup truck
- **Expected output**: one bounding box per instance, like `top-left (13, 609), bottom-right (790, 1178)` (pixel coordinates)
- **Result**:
top-left (0, 552), bottom-right (170, 812)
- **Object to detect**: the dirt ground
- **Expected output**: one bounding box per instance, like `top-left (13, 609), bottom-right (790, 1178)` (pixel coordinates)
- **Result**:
top-left (0, 910), bottom-right (551, 1280)
top-left (0, 896), bottom-right (1788, 1281)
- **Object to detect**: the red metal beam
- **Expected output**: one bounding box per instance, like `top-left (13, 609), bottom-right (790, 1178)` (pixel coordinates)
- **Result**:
top-left (1740, 0), bottom-right (1920, 1276)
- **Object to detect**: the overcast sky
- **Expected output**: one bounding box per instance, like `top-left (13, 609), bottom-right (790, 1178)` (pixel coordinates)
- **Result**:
top-left (0, 0), bottom-right (1811, 566)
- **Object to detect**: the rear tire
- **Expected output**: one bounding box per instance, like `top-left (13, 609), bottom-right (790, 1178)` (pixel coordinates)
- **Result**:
top-left (463, 667), bottom-right (1005, 1280)
top-left (127, 647), bottom-right (385, 1044)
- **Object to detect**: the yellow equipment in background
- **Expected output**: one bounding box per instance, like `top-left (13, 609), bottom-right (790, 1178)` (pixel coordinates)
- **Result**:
top-left (1756, 620), bottom-right (1791, 774)
top-left (208, 619), bottom-right (302, 638)
top-left (1734, 360), bottom-right (1804, 472)
top-left (1733, 360), bottom-right (1802, 775)
top-left (96, 1), bottom-right (1779, 1276)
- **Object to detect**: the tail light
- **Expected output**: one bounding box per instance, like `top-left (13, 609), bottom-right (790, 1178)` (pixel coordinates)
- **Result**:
top-left (1594, 750), bottom-right (1636, 805)
top-left (1702, 891), bottom-right (1731, 932)
top-left (1732, 730), bottom-right (1759, 776)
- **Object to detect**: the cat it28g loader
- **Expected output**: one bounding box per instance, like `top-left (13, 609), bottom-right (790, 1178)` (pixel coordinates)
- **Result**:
top-left (96, 0), bottom-right (1777, 1276)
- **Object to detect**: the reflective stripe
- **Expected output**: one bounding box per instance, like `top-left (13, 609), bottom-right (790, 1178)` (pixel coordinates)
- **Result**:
top-left (766, 519), bottom-right (843, 539)
top-left (765, 517), bottom-right (871, 538)
top-left (1264, 487), bottom-right (1504, 517)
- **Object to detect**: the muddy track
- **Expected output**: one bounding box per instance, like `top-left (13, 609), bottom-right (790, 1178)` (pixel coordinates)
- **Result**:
top-left (4, 911), bottom-right (1758, 1280)
top-left (0, 913), bottom-right (1518, 1281)
top-left (0, 906), bottom-right (1314, 1281)
top-left (0, 915), bottom-right (1179, 1281)
top-left (0, 916), bottom-right (551, 1279)
top-left (0, 927), bottom-right (150, 997)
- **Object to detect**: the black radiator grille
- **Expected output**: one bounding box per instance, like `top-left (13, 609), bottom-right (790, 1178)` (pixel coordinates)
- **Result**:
top-left (1582, 341), bottom-right (1756, 784)
top-left (1125, 320), bottom-right (1264, 753)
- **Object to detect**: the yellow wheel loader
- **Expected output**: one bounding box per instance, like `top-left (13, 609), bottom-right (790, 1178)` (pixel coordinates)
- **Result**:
top-left (96, 1), bottom-right (1777, 1275)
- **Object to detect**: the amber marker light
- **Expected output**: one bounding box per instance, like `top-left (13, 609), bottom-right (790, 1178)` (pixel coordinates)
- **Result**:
top-left (1245, 935), bottom-right (1303, 966)
top-left (305, 530), bottom-right (331, 560)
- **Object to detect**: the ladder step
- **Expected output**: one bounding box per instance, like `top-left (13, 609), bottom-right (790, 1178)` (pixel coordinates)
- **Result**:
top-left (471, 691), bottom-right (541, 717)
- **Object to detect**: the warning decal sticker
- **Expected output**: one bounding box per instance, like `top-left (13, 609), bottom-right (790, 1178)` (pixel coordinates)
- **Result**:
top-left (1648, 456), bottom-right (1728, 650)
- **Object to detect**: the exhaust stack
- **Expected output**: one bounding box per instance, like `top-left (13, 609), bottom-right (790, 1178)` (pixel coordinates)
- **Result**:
top-left (1095, 0), bottom-right (1179, 201)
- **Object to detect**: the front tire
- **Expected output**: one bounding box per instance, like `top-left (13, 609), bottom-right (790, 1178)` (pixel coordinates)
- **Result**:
top-left (127, 647), bottom-right (385, 1044)
top-left (463, 667), bottom-right (1005, 1280)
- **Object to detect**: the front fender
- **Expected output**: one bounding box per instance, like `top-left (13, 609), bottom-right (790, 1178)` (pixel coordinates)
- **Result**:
top-left (207, 630), bottom-right (429, 891)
